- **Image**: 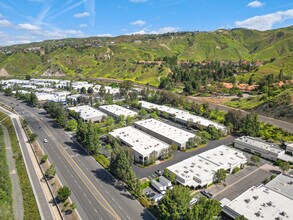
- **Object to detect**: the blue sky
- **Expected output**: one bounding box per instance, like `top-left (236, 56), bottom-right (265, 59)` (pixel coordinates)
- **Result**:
top-left (0, 0), bottom-right (293, 46)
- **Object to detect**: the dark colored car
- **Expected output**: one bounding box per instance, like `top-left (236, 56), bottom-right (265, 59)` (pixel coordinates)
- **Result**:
top-left (200, 190), bottom-right (212, 198)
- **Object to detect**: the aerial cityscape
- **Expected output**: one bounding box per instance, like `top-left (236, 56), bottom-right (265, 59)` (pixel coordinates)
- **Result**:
top-left (0, 0), bottom-right (293, 220)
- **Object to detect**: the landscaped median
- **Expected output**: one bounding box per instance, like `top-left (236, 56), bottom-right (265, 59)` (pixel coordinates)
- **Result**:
top-left (0, 112), bottom-right (41, 220)
top-left (0, 126), bottom-right (13, 220)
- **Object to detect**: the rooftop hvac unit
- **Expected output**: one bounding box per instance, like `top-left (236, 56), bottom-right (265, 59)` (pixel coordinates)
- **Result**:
top-left (244, 198), bottom-right (250, 203)
top-left (253, 195), bottom-right (259, 200)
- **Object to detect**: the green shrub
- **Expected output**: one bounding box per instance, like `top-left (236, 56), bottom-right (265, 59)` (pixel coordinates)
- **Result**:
top-left (94, 153), bottom-right (110, 168)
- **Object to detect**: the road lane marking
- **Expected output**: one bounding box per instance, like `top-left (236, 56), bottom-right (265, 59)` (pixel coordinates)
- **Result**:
top-left (26, 112), bottom-right (122, 220)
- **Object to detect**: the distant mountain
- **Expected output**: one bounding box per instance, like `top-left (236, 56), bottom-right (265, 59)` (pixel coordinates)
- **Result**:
top-left (0, 26), bottom-right (292, 86)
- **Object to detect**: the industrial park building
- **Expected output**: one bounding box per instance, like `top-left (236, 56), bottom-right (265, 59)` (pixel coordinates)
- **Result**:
top-left (68, 105), bottom-right (106, 123)
top-left (109, 126), bottom-right (170, 164)
top-left (99, 104), bottom-right (138, 119)
top-left (167, 145), bottom-right (247, 188)
top-left (134, 119), bottom-right (195, 149)
top-left (139, 101), bottom-right (227, 134)
top-left (234, 136), bottom-right (285, 161)
top-left (222, 174), bottom-right (293, 219)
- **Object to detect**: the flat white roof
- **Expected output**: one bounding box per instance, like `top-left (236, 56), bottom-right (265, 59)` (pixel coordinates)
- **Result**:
top-left (198, 145), bottom-right (247, 168)
top-left (134, 119), bottom-right (195, 144)
top-left (224, 185), bottom-right (293, 220)
top-left (99, 105), bottom-right (138, 118)
top-left (235, 136), bottom-right (284, 154)
top-left (68, 105), bottom-right (106, 120)
top-left (139, 101), bottom-right (226, 131)
top-left (167, 145), bottom-right (247, 186)
top-left (266, 174), bottom-right (293, 200)
top-left (36, 92), bottom-right (64, 102)
top-left (110, 126), bottom-right (169, 156)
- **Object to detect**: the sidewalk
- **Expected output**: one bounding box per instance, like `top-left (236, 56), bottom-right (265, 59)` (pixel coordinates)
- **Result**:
top-left (14, 115), bottom-right (62, 220)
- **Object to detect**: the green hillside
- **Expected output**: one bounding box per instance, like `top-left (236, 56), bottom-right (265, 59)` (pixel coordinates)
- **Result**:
top-left (0, 26), bottom-right (292, 86)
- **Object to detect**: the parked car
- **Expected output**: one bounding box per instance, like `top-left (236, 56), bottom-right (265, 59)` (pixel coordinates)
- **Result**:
top-left (43, 139), bottom-right (48, 143)
top-left (189, 197), bottom-right (198, 206)
top-left (155, 170), bottom-right (163, 176)
top-left (200, 190), bottom-right (212, 198)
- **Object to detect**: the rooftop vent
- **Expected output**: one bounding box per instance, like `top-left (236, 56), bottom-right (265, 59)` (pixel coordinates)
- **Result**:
top-left (253, 195), bottom-right (259, 200)
top-left (244, 198), bottom-right (250, 203)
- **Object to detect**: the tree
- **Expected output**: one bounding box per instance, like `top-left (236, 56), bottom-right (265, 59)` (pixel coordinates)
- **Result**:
top-left (186, 197), bottom-right (222, 220)
top-left (158, 185), bottom-right (191, 220)
top-left (28, 133), bottom-right (38, 143)
top-left (207, 125), bottom-right (221, 140)
top-left (40, 154), bottom-right (48, 163)
top-left (224, 110), bottom-right (243, 131)
top-left (22, 119), bottom-right (28, 127)
top-left (251, 155), bottom-right (260, 166)
top-left (149, 112), bottom-right (159, 119)
top-left (87, 87), bottom-right (94, 94)
top-left (278, 161), bottom-right (290, 173)
top-left (215, 168), bottom-right (226, 183)
top-left (45, 165), bottom-right (56, 179)
top-left (240, 113), bottom-right (260, 137)
top-left (139, 109), bottom-right (147, 117)
top-left (57, 186), bottom-right (71, 202)
top-left (29, 92), bottom-right (38, 106)
top-left (65, 119), bottom-right (78, 131)
top-left (80, 87), bottom-right (87, 94)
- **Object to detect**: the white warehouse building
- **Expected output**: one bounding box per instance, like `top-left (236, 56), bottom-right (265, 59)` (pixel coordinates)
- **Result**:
top-left (99, 105), bottom-right (138, 119)
top-left (68, 105), bottom-right (106, 123)
top-left (167, 145), bottom-right (247, 188)
top-left (134, 119), bottom-right (195, 149)
top-left (139, 101), bottom-right (227, 134)
top-left (222, 184), bottom-right (293, 220)
top-left (110, 126), bottom-right (170, 164)
top-left (234, 136), bottom-right (285, 162)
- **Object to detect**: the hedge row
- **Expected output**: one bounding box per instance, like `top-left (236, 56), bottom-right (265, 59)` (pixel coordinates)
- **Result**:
top-left (2, 117), bottom-right (41, 220)
top-left (0, 127), bottom-right (13, 220)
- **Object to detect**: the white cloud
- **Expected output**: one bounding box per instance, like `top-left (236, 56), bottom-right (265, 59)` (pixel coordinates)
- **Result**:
top-left (0, 13), bottom-right (3, 18)
top-left (235, 9), bottom-right (293, 30)
top-left (130, 20), bottom-right (146, 26)
top-left (157, 26), bottom-right (179, 33)
top-left (74, 12), bottom-right (90, 18)
top-left (18, 23), bottom-right (40, 31)
top-left (79, 24), bottom-right (88, 28)
top-left (129, 0), bottom-right (148, 3)
top-left (128, 26), bottom-right (179, 35)
top-left (247, 1), bottom-right (264, 8)
top-left (97, 34), bottom-right (112, 37)
top-left (0, 19), bottom-right (12, 27)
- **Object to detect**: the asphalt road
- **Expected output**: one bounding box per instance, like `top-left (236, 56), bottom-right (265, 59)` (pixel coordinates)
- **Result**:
top-left (0, 93), bottom-right (153, 220)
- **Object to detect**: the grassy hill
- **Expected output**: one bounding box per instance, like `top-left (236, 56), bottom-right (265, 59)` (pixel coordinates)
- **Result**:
top-left (0, 26), bottom-right (292, 86)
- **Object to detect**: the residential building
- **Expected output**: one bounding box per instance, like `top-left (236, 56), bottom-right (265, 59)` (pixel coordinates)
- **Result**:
top-left (99, 104), bottom-right (138, 119)
top-left (134, 119), bottom-right (195, 149)
top-left (109, 126), bottom-right (170, 164)
top-left (67, 105), bottom-right (106, 123)
top-left (167, 145), bottom-right (247, 188)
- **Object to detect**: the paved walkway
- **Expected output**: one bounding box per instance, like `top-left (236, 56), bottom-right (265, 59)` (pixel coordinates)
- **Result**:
top-left (1, 124), bottom-right (24, 220)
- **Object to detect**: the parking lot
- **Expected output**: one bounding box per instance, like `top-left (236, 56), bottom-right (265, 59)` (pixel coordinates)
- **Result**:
top-left (133, 135), bottom-right (237, 179)
top-left (207, 164), bottom-right (272, 201)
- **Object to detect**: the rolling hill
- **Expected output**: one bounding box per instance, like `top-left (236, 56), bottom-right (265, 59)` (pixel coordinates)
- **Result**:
top-left (0, 26), bottom-right (292, 86)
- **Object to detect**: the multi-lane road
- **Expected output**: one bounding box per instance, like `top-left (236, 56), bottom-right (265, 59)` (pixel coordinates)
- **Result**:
top-left (0, 93), bottom-right (153, 220)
